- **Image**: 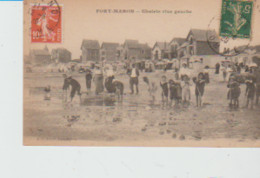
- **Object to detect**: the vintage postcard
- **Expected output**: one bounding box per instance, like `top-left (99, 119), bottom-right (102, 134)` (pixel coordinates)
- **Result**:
top-left (23, 0), bottom-right (260, 147)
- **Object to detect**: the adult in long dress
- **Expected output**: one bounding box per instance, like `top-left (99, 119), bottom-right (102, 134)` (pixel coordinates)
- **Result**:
top-left (93, 67), bottom-right (104, 95)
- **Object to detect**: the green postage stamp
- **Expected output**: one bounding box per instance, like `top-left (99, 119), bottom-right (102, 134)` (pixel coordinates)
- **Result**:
top-left (220, 0), bottom-right (253, 38)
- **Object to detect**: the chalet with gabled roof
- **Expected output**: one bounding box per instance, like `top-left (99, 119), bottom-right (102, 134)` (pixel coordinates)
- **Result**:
top-left (81, 39), bottom-right (100, 62)
top-left (122, 40), bottom-right (151, 60)
top-left (178, 29), bottom-right (220, 57)
top-left (100, 42), bottom-right (119, 61)
top-left (51, 48), bottom-right (72, 63)
top-left (152, 41), bottom-right (170, 60)
top-left (139, 43), bottom-right (152, 59)
top-left (169, 38), bottom-right (186, 58)
top-left (29, 46), bottom-right (51, 65)
top-left (177, 29), bottom-right (221, 67)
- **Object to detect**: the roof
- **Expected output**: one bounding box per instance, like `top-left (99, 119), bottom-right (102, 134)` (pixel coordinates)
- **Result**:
top-left (187, 29), bottom-right (220, 43)
top-left (124, 39), bottom-right (139, 48)
top-left (81, 39), bottom-right (100, 50)
top-left (52, 48), bottom-right (71, 53)
top-left (124, 39), bottom-right (139, 44)
top-left (101, 42), bottom-right (119, 49)
top-left (249, 45), bottom-right (260, 52)
top-left (31, 49), bottom-right (50, 56)
top-left (170, 38), bottom-right (186, 45)
top-left (180, 42), bottom-right (189, 48)
top-left (153, 42), bottom-right (169, 50)
top-left (139, 43), bottom-right (151, 50)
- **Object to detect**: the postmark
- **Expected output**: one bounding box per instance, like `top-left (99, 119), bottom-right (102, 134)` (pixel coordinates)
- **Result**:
top-left (207, 15), bottom-right (251, 57)
top-left (220, 0), bottom-right (253, 39)
top-left (31, 0), bottom-right (62, 43)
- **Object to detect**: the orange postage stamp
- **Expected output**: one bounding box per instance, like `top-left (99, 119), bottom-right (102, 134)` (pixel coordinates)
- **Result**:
top-left (31, 2), bottom-right (62, 43)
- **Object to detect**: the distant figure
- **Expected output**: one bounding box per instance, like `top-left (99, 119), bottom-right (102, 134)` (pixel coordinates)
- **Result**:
top-left (169, 79), bottom-right (182, 107)
top-left (249, 66), bottom-right (254, 74)
top-left (227, 76), bottom-right (240, 109)
top-left (128, 64), bottom-right (140, 94)
top-left (226, 65), bottom-right (233, 80)
top-left (63, 74), bottom-right (81, 102)
top-left (236, 64), bottom-right (241, 74)
top-left (203, 66), bottom-right (210, 83)
top-left (245, 65), bottom-right (249, 72)
top-left (193, 73), bottom-right (206, 107)
top-left (222, 66), bottom-right (227, 82)
top-left (85, 69), bottom-right (92, 93)
top-left (245, 78), bottom-right (255, 109)
top-left (160, 75), bottom-right (168, 106)
top-left (44, 85), bottom-right (51, 100)
top-left (215, 63), bottom-right (220, 74)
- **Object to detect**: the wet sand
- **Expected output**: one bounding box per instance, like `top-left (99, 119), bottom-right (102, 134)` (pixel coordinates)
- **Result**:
top-left (23, 69), bottom-right (260, 146)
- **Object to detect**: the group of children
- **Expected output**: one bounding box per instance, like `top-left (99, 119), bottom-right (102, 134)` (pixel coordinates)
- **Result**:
top-left (144, 72), bottom-right (206, 108)
top-left (159, 75), bottom-right (182, 107)
top-left (43, 65), bottom-right (259, 110)
top-left (227, 75), bottom-right (258, 109)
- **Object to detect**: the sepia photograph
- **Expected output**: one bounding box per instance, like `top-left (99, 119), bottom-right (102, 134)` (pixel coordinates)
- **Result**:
top-left (23, 0), bottom-right (260, 146)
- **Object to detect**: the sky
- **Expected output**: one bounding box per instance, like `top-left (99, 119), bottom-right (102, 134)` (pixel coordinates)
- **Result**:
top-left (24, 0), bottom-right (260, 59)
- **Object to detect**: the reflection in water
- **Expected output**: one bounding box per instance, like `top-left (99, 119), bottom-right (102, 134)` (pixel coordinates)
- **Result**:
top-left (81, 96), bottom-right (116, 106)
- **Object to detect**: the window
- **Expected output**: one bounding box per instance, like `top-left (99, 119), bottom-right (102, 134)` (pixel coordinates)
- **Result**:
top-left (190, 46), bottom-right (194, 55)
top-left (190, 37), bottom-right (193, 44)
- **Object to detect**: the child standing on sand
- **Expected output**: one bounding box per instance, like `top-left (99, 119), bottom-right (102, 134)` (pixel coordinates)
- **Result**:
top-left (169, 80), bottom-right (175, 107)
top-left (160, 75), bottom-right (168, 107)
top-left (245, 78), bottom-right (255, 109)
top-left (149, 82), bottom-right (157, 104)
top-left (143, 76), bottom-right (157, 105)
top-left (193, 73), bottom-right (206, 107)
top-left (44, 85), bottom-right (51, 100)
top-left (227, 76), bottom-right (241, 109)
top-left (181, 75), bottom-right (191, 104)
top-left (169, 79), bottom-right (182, 107)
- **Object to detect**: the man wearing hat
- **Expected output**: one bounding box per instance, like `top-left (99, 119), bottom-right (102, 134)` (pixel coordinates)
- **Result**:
top-left (128, 63), bottom-right (140, 94)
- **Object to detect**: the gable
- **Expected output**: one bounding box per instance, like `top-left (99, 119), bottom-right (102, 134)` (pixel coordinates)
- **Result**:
top-left (81, 40), bottom-right (100, 50)
top-left (187, 29), bottom-right (220, 43)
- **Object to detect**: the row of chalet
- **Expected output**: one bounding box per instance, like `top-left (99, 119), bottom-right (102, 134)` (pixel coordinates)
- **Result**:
top-left (152, 29), bottom-right (220, 60)
top-left (29, 29), bottom-right (220, 65)
top-left (81, 39), bottom-right (152, 62)
top-left (29, 46), bottom-right (72, 65)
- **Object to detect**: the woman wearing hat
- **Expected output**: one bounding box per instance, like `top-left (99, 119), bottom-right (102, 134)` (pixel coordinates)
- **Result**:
top-left (93, 66), bottom-right (104, 95)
